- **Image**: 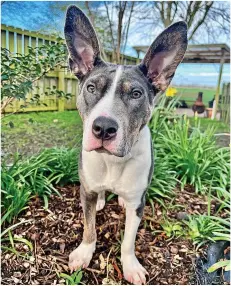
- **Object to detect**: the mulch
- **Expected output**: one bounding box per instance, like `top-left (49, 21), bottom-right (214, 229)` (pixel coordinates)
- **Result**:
top-left (1, 185), bottom-right (220, 285)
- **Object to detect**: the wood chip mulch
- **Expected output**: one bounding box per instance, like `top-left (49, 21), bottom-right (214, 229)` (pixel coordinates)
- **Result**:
top-left (2, 185), bottom-right (214, 285)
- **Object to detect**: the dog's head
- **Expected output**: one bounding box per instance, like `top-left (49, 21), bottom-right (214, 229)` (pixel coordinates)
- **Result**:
top-left (64, 6), bottom-right (187, 157)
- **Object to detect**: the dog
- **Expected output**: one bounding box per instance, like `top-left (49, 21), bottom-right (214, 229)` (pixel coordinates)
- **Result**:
top-left (64, 6), bottom-right (187, 285)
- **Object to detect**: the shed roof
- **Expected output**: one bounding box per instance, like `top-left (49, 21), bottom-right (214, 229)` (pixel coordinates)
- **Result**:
top-left (133, 44), bottom-right (230, 64)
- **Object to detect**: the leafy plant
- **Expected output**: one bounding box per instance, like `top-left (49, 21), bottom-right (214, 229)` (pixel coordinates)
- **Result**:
top-left (1, 148), bottom-right (80, 223)
top-left (147, 150), bottom-right (178, 209)
top-left (59, 270), bottom-right (83, 285)
top-left (1, 40), bottom-right (72, 115)
top-left (160, 220), bottom-right (184, 238)
top-left (1, 171), bottom-right (31, 223)
top-left (208, 259), bottom-right (230, 273)
top-left (147, 96), bottom-right (181, 208)
top-left (1, 218), bottom-right (34, 256)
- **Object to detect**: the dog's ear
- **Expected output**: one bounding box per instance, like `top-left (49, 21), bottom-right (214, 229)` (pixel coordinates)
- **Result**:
top-left (140, 21), bottom-right (187, 92)
top-left (64, 5), bottom-right (101, 79)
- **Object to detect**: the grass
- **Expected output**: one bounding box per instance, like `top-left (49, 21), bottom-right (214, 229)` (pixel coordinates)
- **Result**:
top-left (175, 86), bottom-right (216, 106)
top-left (2, 111), bottom-right (83, 160)
top-left (2, 107), bottom-right (229, 163)
top-left (189, 117), bottom-right (230, 133)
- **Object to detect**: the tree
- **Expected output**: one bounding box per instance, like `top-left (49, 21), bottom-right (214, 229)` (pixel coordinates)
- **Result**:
top-left (82, 1), bottom-right (139, 63)
top-left (1, 40), bottom-right (71, 116)
top-left (103, 1), bottom-right (137, 63)
top-left (154, 1), bottom-right (230, 41)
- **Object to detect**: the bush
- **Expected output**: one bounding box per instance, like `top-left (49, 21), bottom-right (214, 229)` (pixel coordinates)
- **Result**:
top-left (1, 41), bottom-right (72, 115)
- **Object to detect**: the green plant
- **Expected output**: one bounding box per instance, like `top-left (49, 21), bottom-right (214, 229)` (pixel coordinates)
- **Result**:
top-left (149, 95), bottom-right (230, 198)
top-left (207, 259), bottom-right (230, 273)
top-left (59, 269), bottom-right (83, 285)
top-left (159, 220), bottom-right (184, 238)
top-left (147, 150), bottom-right (178, 209)
top-left (147, 96), bottom-right (180, 208)
top-left (1, 219), bottom-right (33, 256)
top-left (1, 40), bottom-right (72, 115)
top-left (1, 148), bottom-right (80, 223)
top-left (1, 170), bottom-right (31, 223)
top-left (44, 148), bottom-right (79, 185)
top-left (157, 118), bottom-right (229, 195)
top-left (184, 215), bottom-right (229, 248)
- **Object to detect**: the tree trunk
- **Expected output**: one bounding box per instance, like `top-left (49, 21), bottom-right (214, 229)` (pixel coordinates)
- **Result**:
top-left (116, 1), bottom-right (127, 64)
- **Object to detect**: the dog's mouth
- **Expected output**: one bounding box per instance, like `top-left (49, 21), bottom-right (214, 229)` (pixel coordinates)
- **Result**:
top-left (95, 147), bottom-right (112, 155)
top-left (94, 147), bottom-right (126, 157)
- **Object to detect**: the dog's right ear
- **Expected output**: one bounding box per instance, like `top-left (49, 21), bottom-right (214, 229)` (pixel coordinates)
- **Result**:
top-left (64, 5), bottom-right (101, 79)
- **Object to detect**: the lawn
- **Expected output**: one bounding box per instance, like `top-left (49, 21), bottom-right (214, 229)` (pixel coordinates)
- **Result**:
top-left (176, 86), bottom-right (216, 106)
top-left (2, 110), bottom-right (229, 161)
top-left (189, 117), bottom-right (230, 133)
top-left (2, 111), bottom-right (82, 160)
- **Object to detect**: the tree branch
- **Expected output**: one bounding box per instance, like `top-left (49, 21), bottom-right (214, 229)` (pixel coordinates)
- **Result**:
top-left (188, 1), bottom-right (214, 40)
top-left (85, 1), bottom-right (108, 61)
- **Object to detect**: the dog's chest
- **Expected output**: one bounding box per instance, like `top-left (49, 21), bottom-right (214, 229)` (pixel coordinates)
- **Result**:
top-left (81, 152), bottom-right (134, 194)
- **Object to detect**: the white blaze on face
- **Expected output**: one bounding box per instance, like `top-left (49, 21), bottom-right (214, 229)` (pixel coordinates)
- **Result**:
top-left (83, 66), bottom-right (124, 152)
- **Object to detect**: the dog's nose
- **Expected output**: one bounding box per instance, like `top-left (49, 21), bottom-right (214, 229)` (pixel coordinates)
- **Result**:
top-left (92, 116), bottom-right (118, 140)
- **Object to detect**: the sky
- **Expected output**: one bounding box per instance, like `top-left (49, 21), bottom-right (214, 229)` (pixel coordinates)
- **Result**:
top-left (1, 1), bottom-right (230, 87)
top-left (1, 1), bottom-right (230, 57)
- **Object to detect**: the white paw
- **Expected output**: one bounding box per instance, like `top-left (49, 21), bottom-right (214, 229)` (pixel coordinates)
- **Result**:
top-left (118, 196), bottom-right (126, 208)
top-left (69, 242), bottom-right (95, 272)
top-left (96, 199), bottom-right (105, 211)
top-left (121, 254), bottom-right (148, 285)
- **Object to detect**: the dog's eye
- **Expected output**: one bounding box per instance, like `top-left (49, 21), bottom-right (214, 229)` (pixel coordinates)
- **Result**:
top-left (87, 84), bottom-right (95, 93)
top-left (131, 89), bottom-right (142, 99)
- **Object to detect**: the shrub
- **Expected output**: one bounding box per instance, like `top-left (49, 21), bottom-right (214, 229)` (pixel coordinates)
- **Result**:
top-left (1, 41), bottom-right (72, 115)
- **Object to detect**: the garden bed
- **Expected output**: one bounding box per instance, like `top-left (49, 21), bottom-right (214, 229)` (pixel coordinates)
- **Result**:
top-left (1, 184), bottom-right (227, 285)
top-left (1, 99), bottom-right (230, 285)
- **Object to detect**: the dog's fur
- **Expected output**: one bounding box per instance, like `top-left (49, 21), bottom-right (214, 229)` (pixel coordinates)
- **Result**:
top-left (64, 6), bottom-right (187, 284)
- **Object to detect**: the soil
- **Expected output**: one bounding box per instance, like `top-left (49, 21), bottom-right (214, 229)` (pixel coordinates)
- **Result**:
top-left (1, 185), bottom-right (225, 285)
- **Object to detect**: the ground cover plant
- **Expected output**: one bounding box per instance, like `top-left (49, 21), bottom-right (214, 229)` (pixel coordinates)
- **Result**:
top-left (1, 97), bottom-right (230, 285)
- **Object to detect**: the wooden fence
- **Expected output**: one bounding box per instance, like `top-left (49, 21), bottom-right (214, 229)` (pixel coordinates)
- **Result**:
top-left (1, 24), bottom-right (138, 113)
top-left (220, 82), bottom-right (230, 124)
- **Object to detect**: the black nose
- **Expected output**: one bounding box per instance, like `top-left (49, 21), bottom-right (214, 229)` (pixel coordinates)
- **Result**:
top-left (92, 116), bottom-right (118, 140)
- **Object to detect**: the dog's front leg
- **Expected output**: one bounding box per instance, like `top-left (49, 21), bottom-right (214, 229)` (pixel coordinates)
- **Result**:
top-left (121, 201), bottom-right (148, 285)
top-left (69, 186), bottom-right (97, 272)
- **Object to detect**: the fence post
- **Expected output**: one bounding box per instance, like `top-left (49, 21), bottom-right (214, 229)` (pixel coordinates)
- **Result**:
top-left (58, 68), bottom-right (65, 111)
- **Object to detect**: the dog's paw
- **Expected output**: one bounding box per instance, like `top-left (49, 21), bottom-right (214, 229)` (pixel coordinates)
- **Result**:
top-left (69, 242), bottom-right (95, 272)
top-left (96, 199), bottom-right (105, 211)
top-left (118, 196), bottom-right (126, 208)
top-left (121, 254), bottom-right (148, 285)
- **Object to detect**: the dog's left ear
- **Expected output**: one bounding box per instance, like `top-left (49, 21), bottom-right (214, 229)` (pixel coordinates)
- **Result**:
top-left (64, 5), bottom-right (101, 79)
top-left (140, 21), bottom-right (187, 92)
